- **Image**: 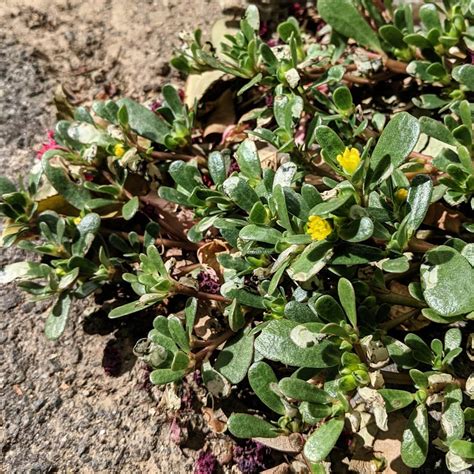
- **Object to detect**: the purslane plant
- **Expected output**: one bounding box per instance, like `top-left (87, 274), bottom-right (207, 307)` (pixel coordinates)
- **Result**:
top-left (1, 2), bottom-right (473, 471)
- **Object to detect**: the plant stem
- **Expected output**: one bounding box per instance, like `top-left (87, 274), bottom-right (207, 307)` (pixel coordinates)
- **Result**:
top-left (374, 290), bottom-right (427, 309)
top-left (408, 238), bottom-right (436, 253)
top-left (173, 283), bottom-right (230, 303)
top-left (193, 329), bottom-right (235, 362)
top-left (137, 146), bottom-right (207, 166)
top-left (379, 309), bottom-right (420, 331)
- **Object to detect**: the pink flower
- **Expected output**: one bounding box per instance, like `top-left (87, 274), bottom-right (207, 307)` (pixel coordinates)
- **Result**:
top-left (37, 130), bottom-right (60, 159)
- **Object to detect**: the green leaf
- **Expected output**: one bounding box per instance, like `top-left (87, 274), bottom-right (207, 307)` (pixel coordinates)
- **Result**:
top-left (317, 0), bottom-right (382, 52)
top-left (452, 64), bottom-right (474, 91)
top-left (254, 320), bottom-right (340, 368)
top-left (215, 330), bottom-right (254, 384)
top-left (370, 112), bottom-right (420, 171)
top-left (419, 4), bottom-right (441, 31)
top-left (449, 440), bottom-right (474, 459)
top-left (315, 295), bottom-right (346, 324)
top-left (108, 299), bottom-right (156, 318)
top-left (116, 98), bottom-right (170, 144)
top-left (162, 84), bottom-right (184, 116)
top-left (339, 216), bottom-right (374, 243)
top-left (208, 151), bottom-right (229, 186)
top-left (42, 152), bottom-right (92, 209)
top-left (332, 86), bottom-right (353, 112)
top-left (248, 362), bottom-right (286, 415)
top-left (420, 245), bottom-right (474, 317)
top-left (337, 278), bottom-right (357, 327)
top-left (236, 139), bottom-right (262, 179)
top-left (44, 292), bottom-right (72, 340)
top-left (239, 224), bottom-right (282, 245)
top-left (223, 176), bottom-right (259, 212)
top-left (405, 334), bottom-right (432, 365)
top-left (401, 405), bottom-right (429, 468)
top-left (420, 116), bottom-right (456, 145)
top-left (300, 402), bottom-right (333, 424)
top-left (0, 176), bottom-right (16, 195)
top-left (122, 196), bottom-right (139, 220)
top-left (227, 413), bottom-right (278, 438)
top-left (314, 125), bottom-right (345, 168)
top-left (442, 398), bottom-right (464, 443)
top-left (382, 256), bottom-right (410, 273)
top-left (444, 328), bottom-right (462, 351)
top-left (185, 297), bottom-right (198, 337)
top-left (150, 368), bottom-right (185, 385)
top-left (279, 377), bottom-right (330, 404)
top-left (406, 175), bottom-right (433, 232)
top-left (168, 316), bottom-right (190, 352)
top-left (379, 24), bottom-right (406, 49)
top-left (303, 417), bottom-right (345, 463)
top-left (379, 389), bottom-right (414, 412)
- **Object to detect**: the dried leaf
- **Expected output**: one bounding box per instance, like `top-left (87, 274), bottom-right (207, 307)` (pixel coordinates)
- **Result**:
top-left (202, 407), bottom-right (228, 433)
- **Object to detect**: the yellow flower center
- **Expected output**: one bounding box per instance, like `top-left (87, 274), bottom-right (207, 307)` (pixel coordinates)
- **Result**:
top-left (395, 188), bottom-right (408, 202)
top-left (114, 144), bottom-right (125, 157)
top-left (307, 215), bottom-right (332, 241)
top-left (336, 147), bottom-right (361, 175)
top-left (73, 217), bottom-right (82, 225)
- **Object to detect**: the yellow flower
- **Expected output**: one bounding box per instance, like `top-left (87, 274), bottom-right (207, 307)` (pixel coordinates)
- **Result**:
top-left (395, 188), bottom-right (408, 202)
top-left (307, 215), bottom-right (332, 241)
top-left (114, 144), bottom-right (125, 157)
top-left (336, 147), bottom-right (361, 175)
top-left (73, 217), bottom-right (82, 225)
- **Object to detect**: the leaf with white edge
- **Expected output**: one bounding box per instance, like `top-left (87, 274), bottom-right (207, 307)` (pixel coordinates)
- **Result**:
top-left (370, 113), bottom-right (420, 171)
top-left (248, 362), bottom-right (286, 415)
top-left (122, 196), bottom-right (139, 221)
top-left (227, 413), bottom-right (278, 438)
top-left (254, 320), bottom-right (340, 368)
top-left (303, 417), bottom-right (345, 463)
top-left (0, 262), bottom-right (49, 284)
top-left (420, 245), bottom-right (474, 317)
top-left (317, 0), bottom-right (382, 52)
top-left (401, 405), bottom-right (429, 468)
top-left (215, 330), bottom-right (254, 384)
top-left (287, 241), bottom-right (334, 283)
top-left (45, 293), bottom-right (72, 340)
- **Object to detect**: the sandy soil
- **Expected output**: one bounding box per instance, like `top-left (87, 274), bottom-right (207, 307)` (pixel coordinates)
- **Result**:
top-left (0, 1), bottom-right (244, 472)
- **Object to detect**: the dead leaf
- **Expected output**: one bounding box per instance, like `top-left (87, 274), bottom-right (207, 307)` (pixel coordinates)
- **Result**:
top-left (372, 413), bottom-right (410, 474)
top-left (258, 144), bottom-right (279, 170)
top-left (388, 281), bottom-right (429, 331)
top-left (261, 463), bottom-right (291, 474)
top-left (423, 202), bottom-right (464, 234)
top-left (253, 433), bottom-right (304, 454)
top-left (185, 70), bottom-right (225, 108)
top-left (201, 406), bottom-right (228, 433)
top-left (203, 89), bottom-right (236, 138)
top-left (197, 239), bottom-right (230, 278)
